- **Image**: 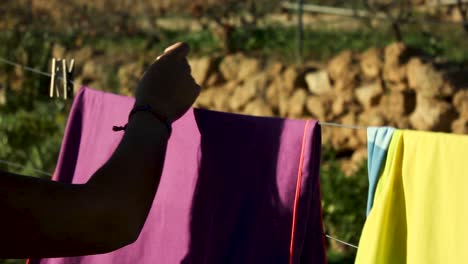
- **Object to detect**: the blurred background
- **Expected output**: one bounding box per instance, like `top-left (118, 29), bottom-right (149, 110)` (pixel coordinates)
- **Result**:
top-left (1, 0), bottom-right (467, 263)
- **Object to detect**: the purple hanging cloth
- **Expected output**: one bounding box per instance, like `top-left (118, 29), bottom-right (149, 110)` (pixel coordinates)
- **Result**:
top-left (30, 87), bottom-right (326, 264)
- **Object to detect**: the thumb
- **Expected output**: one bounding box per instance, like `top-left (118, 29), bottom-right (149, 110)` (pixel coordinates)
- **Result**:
top-left (157, 42), bottom-right (190, 61)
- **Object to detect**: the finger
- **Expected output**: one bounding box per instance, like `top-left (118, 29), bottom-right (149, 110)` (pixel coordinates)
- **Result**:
top-left (164, 42), bottom-right (189, 54)
top-left (181, 58), bottom-right (192, 73)
top-left (157, 42), bottom-right (190, 61)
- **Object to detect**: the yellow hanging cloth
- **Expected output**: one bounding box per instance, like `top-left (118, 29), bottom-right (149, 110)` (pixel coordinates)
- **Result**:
top-left (356, 130), bottom-right (468, 264)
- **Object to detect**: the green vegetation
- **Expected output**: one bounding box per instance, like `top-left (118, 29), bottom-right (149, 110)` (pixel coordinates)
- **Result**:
top-left (321, 147), bottom-right (367, 263)
top-left (0, 5), bottom-right (466, 263)
top-left (77, 24), bottom-right (468, 63)
top-left (0, 28), bottom-right (71, 178)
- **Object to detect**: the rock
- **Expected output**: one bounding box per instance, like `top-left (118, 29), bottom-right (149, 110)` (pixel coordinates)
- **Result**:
top-left (205, 72), bottom-right (223, 86)
top-left (358, 108), bottom-right (386, 127)
top-left (328, 50), bottom-right (359, 91)
top-left (355, 81), bottom-right (384, 109)
top-left (265, 61), bottom-right (284, 77)
top-left (360, 47), bottom-right (382, 80)
top-left (327, 50), bottom-right (353, 81)
top-left (118, 62), bottom-right (143, 95)
top-left (333, 69), bottom-right (359, 91)
top-left (389, 117), bottom-right (411, 129)
top-left (331, 97), bottom-right (348, 117)
top-left (442, 82), bottom-right (458, 96)
top-left (452, 118), bottom-right (468, 134)
top-left (383, 63), bottom-right (407, 84)
top-left (189, 56), bottom-right (214, 86)
top-left (380, 91), bottom-right (416, 121)
top-left (219, 53), bottom-right (260, 81)
top-left (202, 82), bottom-right (238, 110)
top-left (245, 72), bottom-right (268, 93)
top-left (229, 88), bottom-right (254, 110)
top-left (278, 90), bottom-right (291, 117)
top-left (244, 99), bottom-right (274, 117)
top-left (211, 88), bottom-right (231, 111)
top-left (453, 90), bottom-right (468, 118)
top-left (409, 94), bottom-right (457, 131)
top-left (220, 80), bottom-right (239, 94)
top-left (384, 42), bottom-right (407, 65)
top-left (287, 89), bottom-right (307, 118)
top-left (331, 90), bottom-right (357, 117)
top-left (266, 67), bottom-right (300, 110)
top-left (306, 95), bottom-right (332, 121)
top-left (265, 83), bottom-right (280, 109)
top-left (331, 97), bottom-right (351, 117)
top-left (329, 111), bottom-right (361, 151)
top-left (406, 57), bottom-right (451, 96)
top-left (355, 128), bottom-right (367, 149)
top-left (305, 70), bottom-right (332, 95)
top-left (195, 88), bottom-right (215, 108)
top-left (282, 66), bottom-right (300, 94)
top-left (219, 54), bottom-right (240, 80)
top-left (383, 42), bottom-right (408, 84)
top-left (228, 73), bottom-right (267, 110)
top-left (386, 82), bottom-right (409, 92)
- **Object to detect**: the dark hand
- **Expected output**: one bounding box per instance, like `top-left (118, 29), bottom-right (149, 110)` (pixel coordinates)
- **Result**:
top-left (134, 42), bottom-right (201, 123)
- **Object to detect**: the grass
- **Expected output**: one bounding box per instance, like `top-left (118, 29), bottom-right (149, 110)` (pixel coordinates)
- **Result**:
top-left (3, 20), bottom-right (467, 66)
top-left (0, 17), bottom-right (466, 264)
top-left (226, 22), bottom-right (468, 63)
top-left (320, 147), bottom-right (368, 262)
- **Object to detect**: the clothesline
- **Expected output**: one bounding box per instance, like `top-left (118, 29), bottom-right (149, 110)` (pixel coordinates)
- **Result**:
top-left (0, 157), bottom-right (360, 249)
top-left (0, 159), bottom-right (53, 177)
top-left (319, 122), bottom-right (366, 130)
top-left (0, 57), bottom-right (53, 78)
top-left (325, 234), bottom-right (359, 249)
top-left (0, 56), bottom-right (75, 85)
top-left (0, 55), bottom-right (368, 130)
top-left (0, 56), bottom-right (362, 249)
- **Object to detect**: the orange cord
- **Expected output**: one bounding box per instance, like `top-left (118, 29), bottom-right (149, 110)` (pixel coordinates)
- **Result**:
top-left (26, 120), bottom-right (313, 264)
top-left (289, 120), bottom-right (311, 264)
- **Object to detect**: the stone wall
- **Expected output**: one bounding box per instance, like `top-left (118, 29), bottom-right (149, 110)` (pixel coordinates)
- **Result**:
top-left (187, 43), bottom-right (468, 174)
top-left (50, 42), bottom-right (468, 174)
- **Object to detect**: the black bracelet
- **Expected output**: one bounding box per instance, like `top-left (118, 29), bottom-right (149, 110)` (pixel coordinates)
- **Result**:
top-left (112, 104), bottom-right (172, 134)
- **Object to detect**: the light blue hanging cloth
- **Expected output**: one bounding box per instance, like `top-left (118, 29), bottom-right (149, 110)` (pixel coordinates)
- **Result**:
top-left (366, 127), bottom-right (395, 215)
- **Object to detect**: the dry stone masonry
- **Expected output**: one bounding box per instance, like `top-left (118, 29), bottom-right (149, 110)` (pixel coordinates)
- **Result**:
top-left (188, 43), bottom-right (468, 174)
top-left (59, 42), bottom-right (468, 175)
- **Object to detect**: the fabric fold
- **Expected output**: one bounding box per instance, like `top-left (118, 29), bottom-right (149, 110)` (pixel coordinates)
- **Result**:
top-left (366, 127), bottom-right (395, 215)
top-left (31, 87), bottom-right (326, 264)
top-left (357, 129), bottom-right (468, 264)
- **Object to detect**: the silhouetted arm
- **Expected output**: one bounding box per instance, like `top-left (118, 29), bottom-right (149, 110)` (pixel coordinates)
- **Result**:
top-left (0, 113), bottom-right (168, 258)
top-left (0, 42), bottom-right (200, 258)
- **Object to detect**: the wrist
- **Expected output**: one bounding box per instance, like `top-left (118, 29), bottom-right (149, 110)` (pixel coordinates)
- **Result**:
top-left (128, 112), bottom-right (171, 138)
top-left (130, 104), bottom-right (172, 132)
top-left (112, 104), bottom-right (172, 135)
top-left (134, 99), bottom-right (172, 123)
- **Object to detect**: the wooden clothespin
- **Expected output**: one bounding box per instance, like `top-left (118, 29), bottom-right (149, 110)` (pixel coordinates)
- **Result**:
top-left (50, 58), bottom-right (74, 99)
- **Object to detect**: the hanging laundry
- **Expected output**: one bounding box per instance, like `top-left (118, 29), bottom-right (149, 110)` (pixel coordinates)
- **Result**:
top-left (30, 87), bottom-right (326, 264)
top-left (356, 130), bottom-right (468, 264)
top-left (366, 127), bottom-right (395, 215)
